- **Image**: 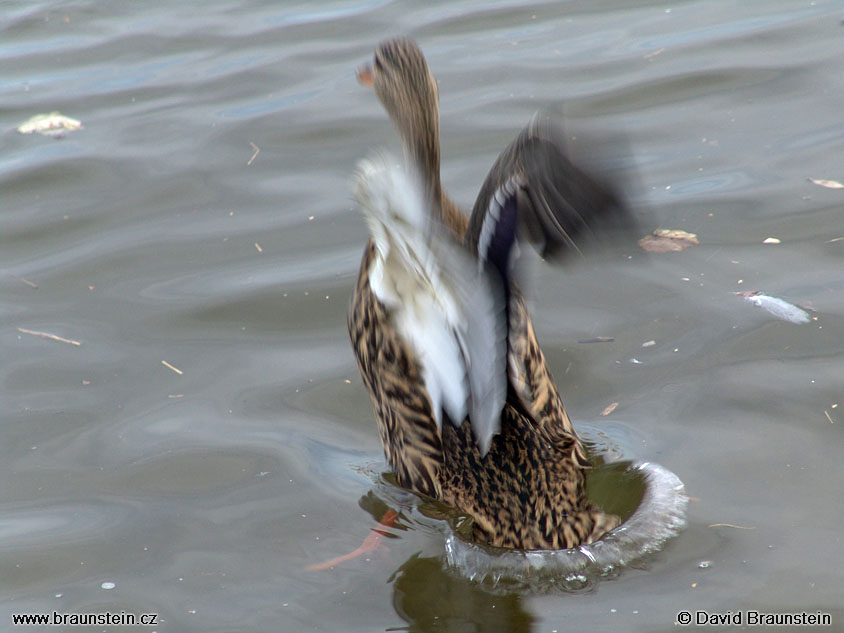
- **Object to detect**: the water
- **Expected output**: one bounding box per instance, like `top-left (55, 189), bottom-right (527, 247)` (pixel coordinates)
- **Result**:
top-left (3, 1), bottom-right (843, 631)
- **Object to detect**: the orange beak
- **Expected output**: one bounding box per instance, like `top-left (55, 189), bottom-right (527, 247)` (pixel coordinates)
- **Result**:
top-left (356, 63), bottom-right (373, 88)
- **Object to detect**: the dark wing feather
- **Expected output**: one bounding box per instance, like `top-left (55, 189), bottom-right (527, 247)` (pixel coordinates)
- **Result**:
top-left (466, 112), bottom-right (636, 259)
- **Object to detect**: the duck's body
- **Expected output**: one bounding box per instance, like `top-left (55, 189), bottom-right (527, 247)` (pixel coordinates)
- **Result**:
top-left (349, 39), bottom-right (629, 549)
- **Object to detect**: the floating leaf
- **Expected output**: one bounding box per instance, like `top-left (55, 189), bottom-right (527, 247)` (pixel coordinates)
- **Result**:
top-left (638, 228), bottom-right (699, 252)
top-left (654, 229), bottom-right (699, 242)
top-left (736, 291), bottom-right (811, 324)
top-left (808, 178), bottom-right (844, 189)
top-left (17, 112), bottom-right (83, 137)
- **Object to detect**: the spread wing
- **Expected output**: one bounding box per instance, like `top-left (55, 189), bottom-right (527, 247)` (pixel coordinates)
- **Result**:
top-left (354, 155), bottom-right (517, 457)
top-left (464, 113), bottom-right (637, 460)
top-left (466, 112), bottom-right (636, 259)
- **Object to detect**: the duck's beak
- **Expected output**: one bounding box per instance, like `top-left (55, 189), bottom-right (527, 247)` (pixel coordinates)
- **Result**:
top-left (356, 63), bottom-right (373, 88)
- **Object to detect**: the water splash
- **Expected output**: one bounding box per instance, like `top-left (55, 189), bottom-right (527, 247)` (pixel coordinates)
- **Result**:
top-left (443, 461), bottom-right (688, 593)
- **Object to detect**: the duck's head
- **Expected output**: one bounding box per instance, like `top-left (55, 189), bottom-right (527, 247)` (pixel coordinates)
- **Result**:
top-left (358, 38), bottom-right (441, 193)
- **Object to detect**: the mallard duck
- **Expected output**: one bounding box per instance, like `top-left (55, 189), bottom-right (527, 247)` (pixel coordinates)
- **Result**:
top-left (349, 38), bottom-right (633, 550)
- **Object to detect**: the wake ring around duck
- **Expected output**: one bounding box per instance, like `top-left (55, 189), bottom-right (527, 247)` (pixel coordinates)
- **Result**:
top-left (443, 461), bottom-right (687, 592)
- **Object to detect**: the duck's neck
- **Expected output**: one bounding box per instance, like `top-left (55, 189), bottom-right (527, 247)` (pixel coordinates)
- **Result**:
top-left (399, 114), bottom-right (441, 201)
top-left (397, 113), bottom-right (468, 236)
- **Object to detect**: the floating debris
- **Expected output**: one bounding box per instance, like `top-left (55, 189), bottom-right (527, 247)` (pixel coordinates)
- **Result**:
top-left (161, 360), bottom-right (184, 375)
top-left (247, 142), bottom-right (260, 166)
top-left (736, 291), bottom-right (811, 324)
top-left (578, 336), bottom-right (614, 344)
top-left (17, 327), bottom-right (81, 346)
top-left (5, 271), bottom-right (38, 288)
top-left (601, 402), bottom-right (619, 416)
top-left (638, 228), bottom-right (699, 253)
top-left (762, 237), bottom-right (781, 244)
top-left (17, 112), bottom-right (83, 137)
top-left (808, 178), bottom-right (844, 189)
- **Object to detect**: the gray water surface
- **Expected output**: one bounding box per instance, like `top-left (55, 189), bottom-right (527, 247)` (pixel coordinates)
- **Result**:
top-left (3, 1), bottom-right (844, 632)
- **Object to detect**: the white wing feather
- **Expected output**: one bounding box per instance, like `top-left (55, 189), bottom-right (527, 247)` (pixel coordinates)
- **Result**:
top-left (355, 154), bottom-right (506, 453)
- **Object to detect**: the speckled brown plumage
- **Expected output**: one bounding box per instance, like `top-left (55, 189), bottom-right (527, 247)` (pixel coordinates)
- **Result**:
top-left (348, 38), bottom-right (624, 550)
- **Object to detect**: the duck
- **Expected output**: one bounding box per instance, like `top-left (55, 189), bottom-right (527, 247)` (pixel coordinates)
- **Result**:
top-left (348, 38), bottom-right (634, 550)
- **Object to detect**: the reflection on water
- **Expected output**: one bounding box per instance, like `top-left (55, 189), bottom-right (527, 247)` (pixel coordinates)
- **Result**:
top-left (392, 555), bottom-right (535, 633)
top-left (354, 491), bottom-right (537, 632)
